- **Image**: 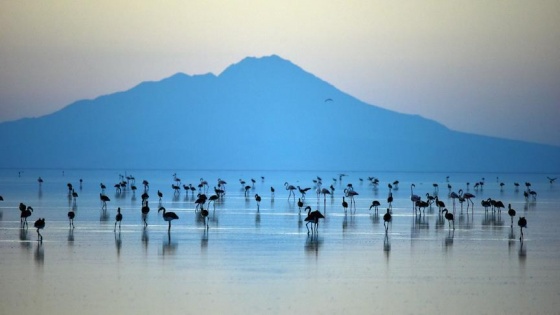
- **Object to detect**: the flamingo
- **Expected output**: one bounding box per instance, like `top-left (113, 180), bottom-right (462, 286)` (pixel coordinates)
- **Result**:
top-left (435, 196), bottom-right (445, 212)
top-left (297, 198), bottom-right (304, 212)
top-left (72, 189), bottom-right (78, 202)
top-left (494, 200), bottom-right (505, 213)
top-left (114, 207), bottom-right (122, 231)
top-left (297, 186), bottom-right (311, 199)
top-left (342, 197), bottom-right (348, 213)
top-left (208, 194), bottom-right (219, 210)
top-left (518, 217), bottom-right (527, 241)
top-left (481, 198), bottom-right (492, 212)
top-left (20, 205), bottom-right (33, 228)
top-left (410, 184), bottom-right (421, 206)
top-left (270, 186), bottom-right (275, 197)
top-left (303, 206), bottom-right (324, 235)
top-left (442, 209), bottom-right (454, 230)
top-left (141, 200), bottom-right (150, 227)
top-left (158, 190), bottom-right (163, 201)
top-left (383, 208), bottom-right (392, 233)
top-left (100, 193), bottom-right (110, 209)
top-left (34, 218), bottom-right (45, 241)
top-left (68, 209), bottom-right (75, 229)
top-left (387, 192), bottom-right (393, 209)
top-left (369, 200), bottom-right (380, 213)
top-left (200, 205), bottom-right (209, 229)
top-left (463, 192), bottom-right (475, 210)
top-left (158, 206), bottom-right (179, 232)
top-left (284, 182), bottom-right (296, 199)
top-left (255, 194), bottom-right (262, 211)
top-left (344, 188), bottom-right (358, 206)
top-left (508, 204), bottom-right (516, 227)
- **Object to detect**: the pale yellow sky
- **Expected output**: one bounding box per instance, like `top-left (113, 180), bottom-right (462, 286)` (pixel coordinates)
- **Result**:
top-left (1, 0), bottom-right (559, 145)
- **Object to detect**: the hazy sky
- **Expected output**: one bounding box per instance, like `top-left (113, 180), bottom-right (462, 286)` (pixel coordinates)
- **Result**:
top-left (1, 1), bottom-right (559, 146)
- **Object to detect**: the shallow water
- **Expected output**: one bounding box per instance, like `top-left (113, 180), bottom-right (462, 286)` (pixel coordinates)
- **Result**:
top-left (0, 169), bottom-right (559, 314)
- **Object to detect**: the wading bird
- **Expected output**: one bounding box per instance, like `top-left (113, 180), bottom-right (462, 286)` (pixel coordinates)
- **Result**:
top-left (508, 204), bottom-right (516, 227)
top-left (383, 208), bottom-right (392, 233)
top-left (114, 207), bottom-right (122, 231)
top-left (34, 218), bottom-right (45, 242)
top-left (518, 217), bottom-right (527, 241)
top-left (442, 209), bottom-right (454, 230)
top-left (158, 206), bottom-right (179, 232)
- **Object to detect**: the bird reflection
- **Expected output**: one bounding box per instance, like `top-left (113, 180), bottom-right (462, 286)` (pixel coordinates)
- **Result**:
top-left (383, 234), bottom-right (391, 260)
top-left (305, 235), bottom-right (323, 259)
top-left (100, 209), bottom-right (110, 222)
top-left (518, 242), bottom-right (527, 265)
top-left (115, 231), bottom-right (122, 259)
top-left (142, 228), bottom-right (149, 253)
top-left (34, 242), bottom-right (44, 268)
top-left (255, 211), bottom-right (261, 228)
top-left (68, 228), bottom-right (74, 244)
top-left (201, 229), bottom-right (208, 252)
top-left (20, 228), bottom-right (31, 250)
top-left (161, 232), bottom-right (178, 256)
top-left (444, 230), bottom-right (454, 249)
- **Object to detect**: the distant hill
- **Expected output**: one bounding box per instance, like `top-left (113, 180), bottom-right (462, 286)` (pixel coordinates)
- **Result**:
top-left (1, 55), bottom-right (559, 172)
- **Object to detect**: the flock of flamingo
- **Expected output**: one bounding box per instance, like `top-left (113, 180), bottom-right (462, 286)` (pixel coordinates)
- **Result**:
top-left (1, 173), bottom-right (551, 244)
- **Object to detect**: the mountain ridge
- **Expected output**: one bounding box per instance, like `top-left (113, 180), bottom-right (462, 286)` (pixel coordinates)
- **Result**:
top-left (1, 55), bottom-right (558, 172)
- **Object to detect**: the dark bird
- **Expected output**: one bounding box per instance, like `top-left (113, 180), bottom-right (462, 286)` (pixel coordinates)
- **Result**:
top-left (158, 206), bottom-right (179, 232)
top-left (297, 186), bottom-right (311, 199)
top-left (284, 182), bottom-right (296, 199)
top-left (34, 218), bottom-right (45, 241)
top-left (270, 186), bottom-right (275, 197)
top-left (68, 209), bottom-right (75, 229)
top-left (442, 209), bottom-right (454, 230)
top-left (508, 204), bottom-right (516, 227)
top-left (158, 190), bottom-right (163, 201)
top-left (100, 193), bottom-right (110, 209)
top-left (208, 194), bottom-right (219, 210)
top-left (383, 208), bottom-right (392, 233)
top-left (141, 200), bottom-right (150, 227)
top-left (387, 192), bottom-right (393, 209)
top-left (342, 197), bottom-right (348, 212)
top-left (435, 196), bottom-right (445, 212)
top-left (114, 207), bottom-right (122, 231)
top-left (200, 205), bottom-right (209, 229)
top-left (304, 206), bottom-right (324, 235)
top-left (369, 200), bottom-right (380, 212)
top-left (255, 194), bottom-right (262, 211)
top-left (547, 176), bottom-right (557, 184)
top-left (297, 198), bottom-right (304, 212)
top-left (518, 217), bottom-right (527, 241)
top-left (20, 205), bottom-right (33, 228)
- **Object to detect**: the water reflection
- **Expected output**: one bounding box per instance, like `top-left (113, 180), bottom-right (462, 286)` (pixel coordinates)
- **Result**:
top-left (160, 233), bottom-right (178, 256)
top-left (142, 228), bottom-right (149, 253)
top-left (305, 235), bottom-right (323, 259)
top-left (20, 228), bottom-right (31, 251)
top-left (115, 231), bottom-right (122, 259)
top-left (444, 230), bottom-right (454, 251)
top-left (34, 242), bottom-right (44, 268)
top-left (201, 229), bottom-right (208, 252)
top-left (68, 228), bottom-right (74, 244)
top-left (100, 209), bottom-right (110, 222)
top-left (383, 234), bottom-right (391, 261)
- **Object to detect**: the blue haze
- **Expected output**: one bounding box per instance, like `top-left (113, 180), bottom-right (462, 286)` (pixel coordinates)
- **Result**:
top-left (1, 55), bottom-right (559, 172)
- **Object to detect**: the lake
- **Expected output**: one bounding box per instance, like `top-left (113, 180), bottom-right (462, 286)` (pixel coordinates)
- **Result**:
top-left (0, 169), bottom-right (559, 314)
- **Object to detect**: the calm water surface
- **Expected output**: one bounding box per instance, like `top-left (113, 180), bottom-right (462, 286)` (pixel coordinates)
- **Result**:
top-left (0, 169), bottom-right (559, 314)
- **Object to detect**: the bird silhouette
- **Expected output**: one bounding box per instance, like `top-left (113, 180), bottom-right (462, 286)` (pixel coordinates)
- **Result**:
top-left (34, 218), bottom-right (45, 242)
top-left (369, 200), bottom-right (380, 213)
top-left (518, 217), bottom-right (527, 241)
top-left (141, 200), bottom-right (150, 227)
top-left (508, 204), bottom-right (516, 227)
top-left (442, 209), bottom-right (454, 230)
top-left (20, 205), bottom-right (33, 228)
top-left (114, 207), bottom-right (123, 231)
top-left (297, 198), bottom-right (304, 212)
top-left (68, 209), bottom-right (75, 229)
top-left (100, 193), bottom-right (110, 209)
top-left (304, 206), bottom-right (324, 235)
top-left (284, 182), bottom-right (296, 199)
top-left (158, 206), bottom-right (179, 232)
top-left (255, 194), bottom-right (262, 211)
top-left (200, 205), bottom-right (209, 229)
top-left (383, 208), bottom-right (392, 233)
top-left (342, 197), bottom-right (348, 213)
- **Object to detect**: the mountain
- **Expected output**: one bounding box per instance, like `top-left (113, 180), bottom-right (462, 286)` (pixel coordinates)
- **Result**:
top-left (1, 54), bottom-right (559, 172)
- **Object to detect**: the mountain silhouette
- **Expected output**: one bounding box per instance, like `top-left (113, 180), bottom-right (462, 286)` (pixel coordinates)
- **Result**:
top-left (1, 54), bottom-right (559, 172)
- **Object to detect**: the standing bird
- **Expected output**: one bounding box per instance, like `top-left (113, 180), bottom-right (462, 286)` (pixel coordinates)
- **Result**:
top-left (34, 218), bottom-right (45, 242)
top-left (303, 206), bottom-right (324, 235)
top-left (508, 204), bottom-right (516, 227)
top-left (284, 182), bottom-right (296, 199)
top-left (68, 209), bottom-right (75, 229)
top-left (158, 206), bottom-right (179, 232)
top-left (255, 194), bottom-right (262, 211)
top-left (20, 205), bottom-right (33, 228)
top-left (157, 190), bottom-right (163, 201)
top-left (410, 184), bottom-right (421, 206)
top-left (435, 196), bottom-right (445, 212)
top-left (387, 192), bottom-right (393, 209)
top-left (200, 205), bottom-right (209, 229)
top-left (297, 198), bottom-right (304, 212)
top-left (442, 209), bottom-right (454, 230)
top-left (518, 217), bottom-right (527, 241)
top-left (342, 197), bottom-right (348, 213)
top-left (383, 208), bottom-right (392, 233)
top-left (369, 200), bottom-right (381, 213)
top-left (114, 207), bottom-right (123, 231)
top-left (100, 193), bottom-right (110, 209)
top-left (141, 200), bottom-right (150, 227)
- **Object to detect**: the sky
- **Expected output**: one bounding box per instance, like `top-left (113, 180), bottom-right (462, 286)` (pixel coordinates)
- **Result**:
top-left (1, 1), bottom-right (559, 146)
